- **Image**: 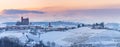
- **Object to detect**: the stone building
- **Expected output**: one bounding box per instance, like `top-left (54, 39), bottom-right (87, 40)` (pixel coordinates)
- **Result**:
top-left (16, 17), bottom-right (29, 25)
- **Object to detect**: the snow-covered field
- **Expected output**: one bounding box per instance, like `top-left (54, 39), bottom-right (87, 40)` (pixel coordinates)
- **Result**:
top-left (84, 29), bottom-right (120, 47)
top-left (0, 27), bottom-right (120, 47)
top-left (40, 27), bottom-right (105, 46)
top-left (0, 31), bottom-right (40, 46)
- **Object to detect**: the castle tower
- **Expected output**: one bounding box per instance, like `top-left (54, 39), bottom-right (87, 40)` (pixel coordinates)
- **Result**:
top-left (48, 22), bottom-right (52, 28)
top-left (21, 17), bottom-right (23, 22)
top-left (16, 17), bottom-right (29, 25)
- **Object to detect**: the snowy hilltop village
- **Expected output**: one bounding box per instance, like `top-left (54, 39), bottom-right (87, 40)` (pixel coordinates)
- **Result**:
top-left (0, 17), bottom-right (120, 47)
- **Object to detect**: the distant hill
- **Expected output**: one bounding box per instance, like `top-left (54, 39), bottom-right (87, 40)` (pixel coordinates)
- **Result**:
top-left (3, 21), bottom-right (81, 27)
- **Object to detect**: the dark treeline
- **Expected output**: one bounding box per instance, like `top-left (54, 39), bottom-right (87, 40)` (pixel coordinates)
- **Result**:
top-left (0, 37), bottom-right (48, 47)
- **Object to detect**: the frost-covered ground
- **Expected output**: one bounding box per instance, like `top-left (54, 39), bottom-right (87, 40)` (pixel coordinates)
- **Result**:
top-left (40, 27), bottom-right (105, 46)
top-left (0, 27), bottom-right (120, 47)
top-left (84, 29), bottom-right (120, 47)
top-left (0, 31), bottom-right (40, 46)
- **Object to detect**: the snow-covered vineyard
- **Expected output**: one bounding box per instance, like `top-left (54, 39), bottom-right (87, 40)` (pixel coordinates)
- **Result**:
top-left (0, 17), bottom-right (120, 47)
top-left (0, 22), bottom-right (120, 47)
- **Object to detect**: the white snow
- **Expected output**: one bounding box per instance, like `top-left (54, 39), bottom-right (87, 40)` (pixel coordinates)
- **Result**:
top-left (0, 24), bottom-right (6, 27)
top-left (40, 27), bottom-right (120, 47)
top-left (79, 29), bottom-right (120, 47)
top-left (40, 27), bottom-right (106, 46)
top-left (0, 26), bottom-right (120, 47)
top-left (0, 31), bottom-right (27, 44)
top-left (0, 31), bottom-right (40, 45)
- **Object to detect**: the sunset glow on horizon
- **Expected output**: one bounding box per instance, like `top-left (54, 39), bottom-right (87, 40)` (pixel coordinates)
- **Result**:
top-left (0, 0), bottom-right (120, 11)
top-left (0, 0), bottom-right (120, 23)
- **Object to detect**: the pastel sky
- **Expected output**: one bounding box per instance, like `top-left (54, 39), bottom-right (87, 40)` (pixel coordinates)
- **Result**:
top-left (0, 0), bottom-right (120, 10)
top-left (0, 0), bottom-right (120, 23)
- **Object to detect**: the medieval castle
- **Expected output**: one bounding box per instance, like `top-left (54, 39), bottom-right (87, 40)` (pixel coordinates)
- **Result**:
top-left (16, 17), bottom-right (29, 25)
